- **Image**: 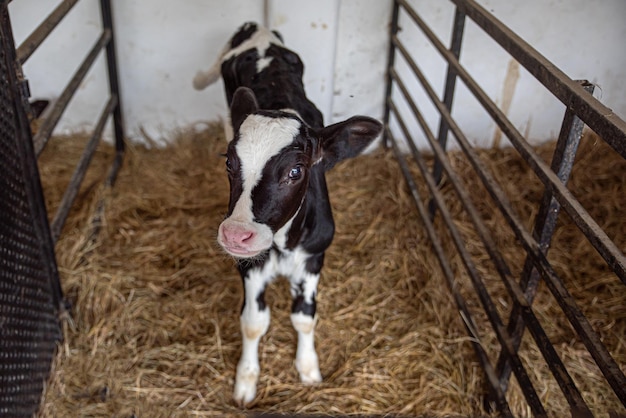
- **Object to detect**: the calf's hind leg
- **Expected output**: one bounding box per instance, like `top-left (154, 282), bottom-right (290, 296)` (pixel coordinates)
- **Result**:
top-left (289, 268), bottom-right (322, 384)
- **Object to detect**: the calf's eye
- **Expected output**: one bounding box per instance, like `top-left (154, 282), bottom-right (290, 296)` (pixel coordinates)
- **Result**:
top-left (288, 165), bottom-right (303, 181)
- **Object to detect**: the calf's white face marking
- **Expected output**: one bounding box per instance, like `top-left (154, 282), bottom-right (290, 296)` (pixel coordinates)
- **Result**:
top-left (218, 114), bottom-right (303, 258)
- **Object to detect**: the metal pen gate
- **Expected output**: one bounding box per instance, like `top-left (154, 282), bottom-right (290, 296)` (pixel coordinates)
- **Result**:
top-left (383, 0), bottom-right (626, 417)
top-left (0, 1), bottom-right (123, 416)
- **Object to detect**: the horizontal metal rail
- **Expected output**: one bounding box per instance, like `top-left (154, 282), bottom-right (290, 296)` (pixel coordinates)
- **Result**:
top-left (32, 29), bottom-right (111, 157)
top-left (16, 0), bottom-right (80, 65)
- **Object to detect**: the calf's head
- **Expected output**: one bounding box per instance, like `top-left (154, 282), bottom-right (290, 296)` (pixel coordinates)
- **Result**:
top-left (217, 87), bottom-right (382, 258)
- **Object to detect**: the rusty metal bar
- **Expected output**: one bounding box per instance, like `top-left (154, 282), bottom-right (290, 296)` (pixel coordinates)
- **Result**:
top-left (99, 0), bottom-right (125, 158)
top-left (495, 80), bottom-right (596, 395)
top-left (15, 0), bottom-right (80, 65)
top-left (429, 5), bottom-right (465, 214)
top-left (382, 0), bottom-right (401, 148)
top-left (49, 96), bottom-right (117, 243)
top-left (32, 29), bottom-right (111, 157)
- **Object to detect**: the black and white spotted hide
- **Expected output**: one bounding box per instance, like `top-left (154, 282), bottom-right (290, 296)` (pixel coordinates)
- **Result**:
top-left (193, 22), bottom-right (382, 406)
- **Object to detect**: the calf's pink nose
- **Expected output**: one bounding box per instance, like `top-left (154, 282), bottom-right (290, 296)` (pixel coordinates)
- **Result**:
top-left (222, 224), bottom-right (255, 245)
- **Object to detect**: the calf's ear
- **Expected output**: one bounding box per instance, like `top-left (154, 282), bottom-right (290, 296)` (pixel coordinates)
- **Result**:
top-left (230, 87), bottom-right (259, 132)
top-left (319, 116), bottom-right (383, 170)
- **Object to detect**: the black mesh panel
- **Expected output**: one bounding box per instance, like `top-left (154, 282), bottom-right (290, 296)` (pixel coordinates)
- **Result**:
top-left (0, 7), bottom-right (63, 417)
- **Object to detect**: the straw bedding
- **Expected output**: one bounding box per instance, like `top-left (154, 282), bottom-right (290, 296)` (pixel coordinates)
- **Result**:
top-left (35, 123), bottom-right (624, 418)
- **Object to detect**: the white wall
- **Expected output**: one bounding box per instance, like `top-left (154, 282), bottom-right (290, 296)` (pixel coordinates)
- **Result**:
top-left (8, 0), bottom-right (626, 148)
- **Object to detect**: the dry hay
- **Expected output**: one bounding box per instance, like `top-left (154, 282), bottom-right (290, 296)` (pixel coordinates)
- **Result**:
top-left (34, 123), bottom-right (624, 418)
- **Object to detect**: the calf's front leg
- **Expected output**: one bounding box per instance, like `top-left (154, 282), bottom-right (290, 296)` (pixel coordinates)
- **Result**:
top-left (290, 269), bottom-right (322, 384)
top-left (234, 268), bottom-right (271, 406)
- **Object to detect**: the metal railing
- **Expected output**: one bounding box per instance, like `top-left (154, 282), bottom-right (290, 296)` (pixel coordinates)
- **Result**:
top-left (383, 0), bottom-right (626, 416)
top-left (15, 0), bottom-right (125, 244)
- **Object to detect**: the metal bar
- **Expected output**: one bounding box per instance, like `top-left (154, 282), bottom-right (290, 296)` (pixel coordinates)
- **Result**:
top-left (390, 65), bottom-right (593, 415)
top-left (430, 6), bottom-right (465, 196)
top-left (105, 148), bottom-right (123, 187)
top-left (398, 0), bottom-right (626, 285)
top-left (84, 147), bottom-right (124, 244)
top-left (99, 0), bottom-right (125, 156)
top-left (448, 0), bottom-right (626, 160)
top-left (381, 0), bottom-right (401, 148)
top-left (390, 25), bottom-right (626, 404)
top-left (385, 123), bottom-right (515, 418)
top-left (16, 0), bottom-right (80, 65)
top-left (32, 29), bottom-right (111, 157)
top-left (496, 80), bottom-right (596, 394)
top-left (263, 0), bottom-right (269, 28)
top-left (49, 96), bottom-right (117, 244)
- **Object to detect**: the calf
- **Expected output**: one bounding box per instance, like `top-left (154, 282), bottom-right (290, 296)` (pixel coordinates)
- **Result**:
top-left (193, 22), bottom-right (382, 406)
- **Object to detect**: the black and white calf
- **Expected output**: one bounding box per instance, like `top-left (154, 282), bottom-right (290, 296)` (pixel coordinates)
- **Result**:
top-left (194, 22), bottom-right (382, 406)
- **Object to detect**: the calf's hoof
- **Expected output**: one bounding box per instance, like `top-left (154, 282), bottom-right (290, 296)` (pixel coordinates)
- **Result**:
top-left (233, 363), bottom-right (259, 406)
top-left (296, 355), bottom-right (322, 384)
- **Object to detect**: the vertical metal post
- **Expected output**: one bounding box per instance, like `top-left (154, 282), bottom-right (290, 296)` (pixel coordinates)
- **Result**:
top-left (99, 0), bottom-right (125, 186)
top-left (494, 80), bottom-right (595, 395)
top-left (428, 7), bottom-right (466, 218)
top-left (382, 0), bottom-right (401, 148)
top-left (263, 0), bottom-right (270, 29)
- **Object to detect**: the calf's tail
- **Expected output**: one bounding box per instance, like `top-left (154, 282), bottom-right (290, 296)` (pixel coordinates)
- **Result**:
top-left (192, 41), bottom-right (230, 90)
